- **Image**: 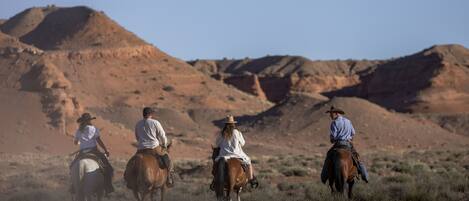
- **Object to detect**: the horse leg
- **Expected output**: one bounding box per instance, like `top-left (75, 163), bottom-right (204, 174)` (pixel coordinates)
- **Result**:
top-left (97, 176), bottom-right (105, 201)
top-left (96, 190), bottom-right (104, 201)
top-left (227, 176), bottom-right (236, 201)
top-left (76, 189), bottom-right (85, 201)
top-left (160, 186), bottom-right (166, 201)
top-left (150, 190), bottom-right (157, 201)
top-left (226, 189), bottom-right (232, 201)
top-left (236, 188), bottom-right (242, 201)
top-left (141, 191), bottom-right (148, 201)
top-left (133, 190), bottom-right (141, 201)
top-left (347, 180), bottom-right (354, 199)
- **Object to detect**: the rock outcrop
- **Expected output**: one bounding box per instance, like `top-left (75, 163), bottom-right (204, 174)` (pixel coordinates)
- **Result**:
top-left (189, 56), bottom-right (380, 102)
top-left (362, 44), bottom-right (469, 113)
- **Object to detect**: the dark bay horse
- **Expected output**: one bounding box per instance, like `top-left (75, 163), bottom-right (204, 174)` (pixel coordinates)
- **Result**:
top-left (124, 144), bottom-right (172, 201)
top-left (327, 147), bottom-right (358, 198)
top-left (212, 148), bottom-right (249, 201)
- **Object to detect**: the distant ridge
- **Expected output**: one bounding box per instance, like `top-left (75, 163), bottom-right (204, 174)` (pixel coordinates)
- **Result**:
top-left (363, 44), bottom-right (469, 113)
top-left (0, 6), bottom-right (58, 37)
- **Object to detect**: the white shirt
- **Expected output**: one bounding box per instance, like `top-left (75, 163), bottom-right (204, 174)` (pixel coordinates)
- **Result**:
top-left (215, 129), bottom-right (251, 164)
top-left (74, 125), bottom-right (100, 150)
top-left (135, 118), bottom-right (167, 150)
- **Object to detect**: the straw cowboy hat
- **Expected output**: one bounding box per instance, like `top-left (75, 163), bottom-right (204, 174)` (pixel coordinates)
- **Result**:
top-left (224, 115), bottom-right (237, 124)
top-left (76, 113), bottom-right (96, 123)
top-left (325, 106), bottom-right (345, 115)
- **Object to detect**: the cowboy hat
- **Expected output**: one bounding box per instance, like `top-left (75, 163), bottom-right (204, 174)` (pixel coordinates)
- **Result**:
top-left (224, 115), bottom-right (237, 124)
top-left (325, 106), bottom-right (345, 115)
top-left (76, 113), bottom-right (96, 123)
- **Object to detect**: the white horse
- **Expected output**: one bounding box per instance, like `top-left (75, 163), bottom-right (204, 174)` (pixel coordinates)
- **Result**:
top-left (70, 158), bottom-right (105, 201)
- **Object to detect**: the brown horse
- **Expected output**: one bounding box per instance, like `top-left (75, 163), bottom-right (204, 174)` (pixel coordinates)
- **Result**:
top-left (212, 148), bottom-right (249, 201)
top-left (124, 144), bottom-right (172, 201)
top-left (327, 147), bottom-right (358, 198)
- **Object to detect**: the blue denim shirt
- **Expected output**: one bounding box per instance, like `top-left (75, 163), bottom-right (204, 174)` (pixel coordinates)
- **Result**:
top-left (330, 116), bottom-right (355, 142)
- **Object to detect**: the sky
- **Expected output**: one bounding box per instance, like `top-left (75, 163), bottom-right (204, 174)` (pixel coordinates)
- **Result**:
top-left (1, 0), bottom-right (468, 60)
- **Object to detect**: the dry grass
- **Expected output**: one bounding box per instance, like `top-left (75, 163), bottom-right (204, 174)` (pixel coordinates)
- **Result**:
top-left (0, 148), bottom-right (468, 201)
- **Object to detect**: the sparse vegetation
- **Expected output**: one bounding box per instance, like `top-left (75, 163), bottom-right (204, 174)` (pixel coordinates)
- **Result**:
top-left (163, 85), bottom-right (175, 92)
top-left (1, 148), bottom-right (467, 201)
top-left (227, 96), bottom-right (236, 102)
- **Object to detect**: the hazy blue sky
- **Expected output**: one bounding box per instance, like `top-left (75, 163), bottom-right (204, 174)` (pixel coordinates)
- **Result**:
top-left (1, 0), bottom-right (468, 60)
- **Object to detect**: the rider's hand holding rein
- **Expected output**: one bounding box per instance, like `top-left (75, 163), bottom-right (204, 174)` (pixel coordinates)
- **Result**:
top-left (97, 136), bottom-right (110, 157)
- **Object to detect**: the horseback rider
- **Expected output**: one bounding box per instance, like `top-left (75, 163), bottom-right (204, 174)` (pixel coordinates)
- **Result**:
top-left (134, 107), bottom-right (174, 187)
top-left (72, 113), bottom-right (114, 195)
top-left (212, 115), bottom-right (259, 188)
top-left (321, 106), bottom-right (369, 183)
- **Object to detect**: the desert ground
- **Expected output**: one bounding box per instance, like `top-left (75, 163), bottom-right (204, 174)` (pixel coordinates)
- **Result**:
top-left (0, 5), bottom-right (468, 201)
top-left (1, 148), bottom-right (468, 201)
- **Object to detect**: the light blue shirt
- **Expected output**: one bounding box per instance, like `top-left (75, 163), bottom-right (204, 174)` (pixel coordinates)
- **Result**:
top-left (330, 116), bottom-right (355, 142)
top-left (74, 125), bottom-right (100, 150)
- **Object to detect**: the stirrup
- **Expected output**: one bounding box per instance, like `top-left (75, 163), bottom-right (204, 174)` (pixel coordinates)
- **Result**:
top-left (249, 177), bottom-right (259, 188)
top-left (166, 172), bottom-right (175, 188)
top-left (210, 180), bottom-right (215, 191)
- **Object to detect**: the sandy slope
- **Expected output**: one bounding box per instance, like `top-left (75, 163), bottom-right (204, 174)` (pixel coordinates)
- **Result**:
top-left (241, 95), bottom-right (469, 154)
top-left (0, 6), bottom-right (271, 157)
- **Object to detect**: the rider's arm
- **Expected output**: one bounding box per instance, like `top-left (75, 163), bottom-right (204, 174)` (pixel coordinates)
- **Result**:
top-left (155, 121), bottom-right (168, 147)
top-left (237, 130), bottom-right (246, 147)
top-left (330, 121), bottom-right (338, 144)
top-left (350, 123), bottom-right (356, 139)
top-left (96, 137), bottom-right (109, 156)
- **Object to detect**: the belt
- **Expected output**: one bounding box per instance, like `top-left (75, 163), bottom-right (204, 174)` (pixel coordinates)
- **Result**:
top-left (334, 140), bottom-right (351, 147)
top-left (80, 146), bottom-right (98, 153)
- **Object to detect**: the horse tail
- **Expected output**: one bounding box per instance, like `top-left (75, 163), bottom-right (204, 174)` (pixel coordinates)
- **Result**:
top-left (333, 151), bottom-right (345, 193)
top-left (215, 158), bottom-right (226, 199)
top-left (135, 155), bottom-right (152, 192)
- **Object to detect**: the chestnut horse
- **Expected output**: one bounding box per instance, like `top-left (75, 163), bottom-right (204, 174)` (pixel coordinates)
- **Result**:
top-left (212, 148), bottom-right (249, 201)
top-left (327, 147), bottom-right (358, 198)
top-left (124, 144), bottom-right (172, 201)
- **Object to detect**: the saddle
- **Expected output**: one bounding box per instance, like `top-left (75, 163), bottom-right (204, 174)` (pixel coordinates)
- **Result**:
top-left (70, 150), bottom-right (105, 171)
top-left (135, 149), bottom-right (167, 169)
top-left (328, 142), bottom-right (359, 167)
top-left (331, 141), bottom-right (352, 151)
top-left (211, 148), bottom-right (247, 173)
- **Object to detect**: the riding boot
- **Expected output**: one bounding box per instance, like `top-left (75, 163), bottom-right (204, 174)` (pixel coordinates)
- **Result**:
top-left (357, 162), bottom-right (369, 183)
top-left (246, 165), bottom-right (259, 188)
top-left (167, 171), bottom-right (175, 188)
top-left (161, 154), bottom-right (175, 187)
top-left (96, 151), bottom-right (114, 195)
top-left (320, 157), bottom-right (328, 184)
